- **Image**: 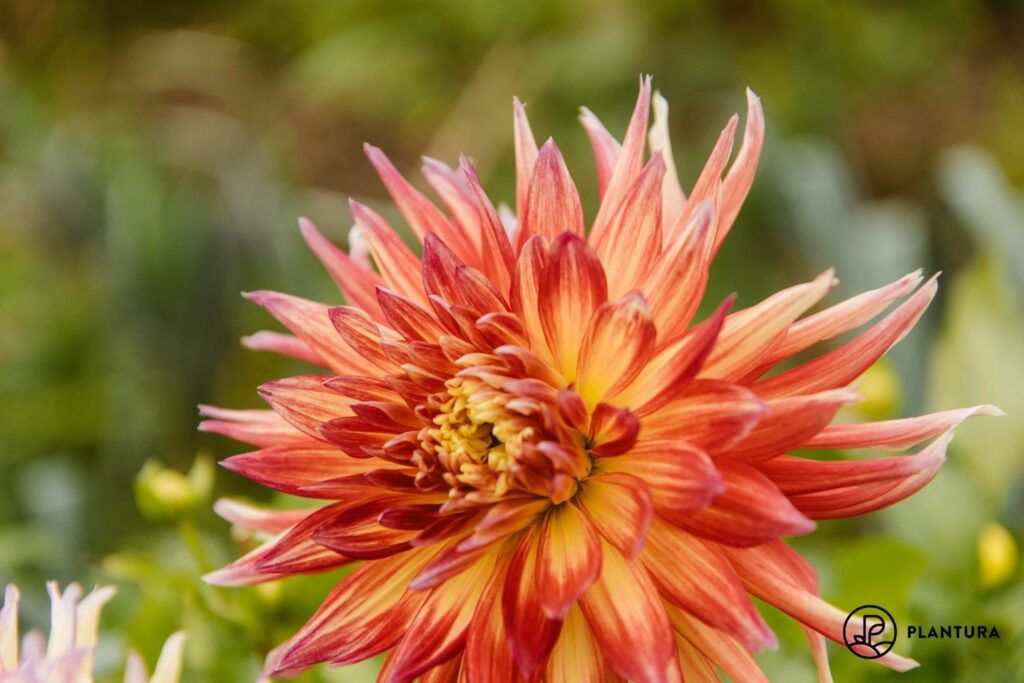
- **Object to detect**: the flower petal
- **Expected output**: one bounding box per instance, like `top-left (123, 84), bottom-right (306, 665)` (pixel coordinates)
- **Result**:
top-left (349, 199), bottom-right (427, 305)
top-left (580, 106), bottom-right (622, 200)
top-left (386, 549), bottom-right (499, 682)
top-left (668, 605), bottom-right (769, 683)
top-left (244, 290), bottom-right (367, 375)
top-left (578, 472), bottom-right (654, 558)
top-left (610, 296), bottom-right (732, 416)
top-left (258, 375), bottom-right (353, 440)
top-left (513, 97), bottom-right (539, 231)
top-left (299, 217), bottom-right (384, 319)
top-left (198, 405), bottom-right (309, 448)
top-left (242, 330), bottom-right (321, 366)
top-left (641, 519), bottom-right (775, 650)
top-left (221, 446), bottom-right (401, 498)
top-left (641, 199), bottom-right (717, 347)
top-left (667, 458), bottom-right (815, 546)
top-left (598, 441), bottom-right (723, 515)
top-left (727, 389), bottom-right (861, 462)
top-left (715, 88), bottom-right (765, 253)
top-left (518, 140), bottom-right (586, 247)
top-left (700, 269), bottom-right (836, 381)
top-left (535, 502), bottom-right (603, 619)
top-left (503, 529), bottom-right (562, 676)
top-left (576, 293), bottom-right (657, 408)
top-left (328, 306), bottom-right (401, 372)
top-left (590, 76), bottom-right (652, 251)
top-left (578, 540), bottom-right (674, 683)
top-left (667, 115), bottom-right (736, 242)
top-left (648, 91), bottom-right (687, 233)
top-left (545, 605), bottom-right (606, 683)
top-left (756, 270), bottom-right (923, 371)
top-left (269, 546), bottom-right (436, 674)
top-left (597, 155), bottom-right (665, 297)
top-left (756, 276), bottom-right (937, 398)
top-left (464, 548), bottom-right (523, 683)
top-left (804, 404), bottom-right (1002, 451)
top-left (539, 234), bottom-right (608, 380)
top-left (363, 144), bottom-right (459, 246)
top-left (777, 431), bottom-right (953, 519)
top-left (640, 380), bottom-right (767, 455)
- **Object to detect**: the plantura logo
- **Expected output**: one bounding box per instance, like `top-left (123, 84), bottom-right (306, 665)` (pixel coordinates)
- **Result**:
top-left (843, 604), bottom-right (1002, 660)
top-left (843, 605), bottom-right (897, 659)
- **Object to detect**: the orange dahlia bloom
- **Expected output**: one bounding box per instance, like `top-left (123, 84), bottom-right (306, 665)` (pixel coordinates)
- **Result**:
top-left (203, 78), bottom-right (998, 682)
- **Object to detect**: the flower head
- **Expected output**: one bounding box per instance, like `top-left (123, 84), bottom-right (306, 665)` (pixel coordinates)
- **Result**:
top-left (0, 583), bottom-right (185, 683)
top-left (204, 78), bottom-right (999, 682)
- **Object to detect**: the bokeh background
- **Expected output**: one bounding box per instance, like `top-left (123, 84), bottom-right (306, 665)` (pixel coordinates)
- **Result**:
top-left (1, 1), bottom-right (1023, 681)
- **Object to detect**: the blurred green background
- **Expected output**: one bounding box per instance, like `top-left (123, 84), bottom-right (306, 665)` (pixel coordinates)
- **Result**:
top-left (1, 1), bottom-right (1022, 681)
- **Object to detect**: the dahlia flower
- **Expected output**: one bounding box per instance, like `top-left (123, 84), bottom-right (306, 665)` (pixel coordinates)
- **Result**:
top-left (203, 78), bottom-right (998, 682)
top-left (0, 583), bottom-right (185, 683)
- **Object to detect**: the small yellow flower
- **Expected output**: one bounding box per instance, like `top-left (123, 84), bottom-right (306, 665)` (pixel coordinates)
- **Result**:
top-left (978, 521), bottom-right (1019, 589)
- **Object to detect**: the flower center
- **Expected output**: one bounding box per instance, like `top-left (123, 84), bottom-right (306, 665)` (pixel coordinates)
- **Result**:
top-left (426, 377), bottom-right (532, 497)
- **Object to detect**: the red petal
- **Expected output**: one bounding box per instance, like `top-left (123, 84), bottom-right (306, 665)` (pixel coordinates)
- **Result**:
top-left (578, 472), bottom-right (654, 558)
top-left (599, 441), bottom-right (723, 515)
top-left (386, 550), bottom-right (500, 682)
top-left (715, 89), bottom-right (765, 253)
top-left (518, 140), bottom-right (585, 246)
top-left (299, 217), bottom-right (385, 319)
top-left (588, 403), bottom-right (639, 456)
top-left (727, 388), bottom-right (860, 462)
top-left (258, 375), bottom-right (353, 440)
top-left (464, 548), bottom-right (523, 683)
top-left (244, 290), bottom-right (366, 375)
top-left (756, 270), bottom-right (923, 371)
top-left (502, 529), bottom-right (562, 676)
top-left (774, 431), bottom-right (953, 519)
top-left (363, 144), bottom-right (458, 245)
top-left (589, 76), bottom-right (652, 251)
top-left (460, 156), bottom-right (516, 289)
top-left (641, 380), bottom-right (767, 455)
top-left (270, 546), bottom-right (437, 673)
top-left (667, 458), bottom-right (815, 546)
top-left (328, 306), bottom-right (400, 372)
top-left (756, 276), bottom-right (938, 398)
top-left (578, 540), bottom-right (674, 683)
top-left (804, 404), bottom-right (1001, 451)
top-left (198, 405), bottom-right (309, 448)
top-left (701, 270), bottom-right (836, 380)
top-left (242, 330), bottom-right (321, 365)
top-left (576, 293), bottom-right (657, 408)
top-left (221, 445), bottom-right (401, 498)
top-left (579, 106), bottom-right (621, 200)
top-left (666, 115), bottom-right (737, 242)
top-left (513, 97), bottom-right (539, 230)
top-left (539, 234), bottom-right (608, 380)
top-left (597, 155), bottom-right (665, 297)
top-left (349, 199), bottom-right (427, 305)
top-left (641, 199), bottom-right (716, 347)
top-left (535, 503), bottom-right (602, 619)
top-left (376, 288), bottom-right (448, 343)
top-left (509, 236), bottom-right (551, 359)
top-left (611, 297), bottom-right (732, 416)
top-left (668, 606), bottom-right (769, 683)
top-left (641, 519), bottom-right (775, 650)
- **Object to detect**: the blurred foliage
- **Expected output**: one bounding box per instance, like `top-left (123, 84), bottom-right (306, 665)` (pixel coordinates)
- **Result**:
top-left (1, 1), bottom-right (1023, 681)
